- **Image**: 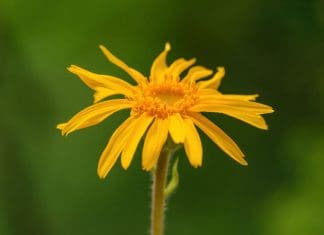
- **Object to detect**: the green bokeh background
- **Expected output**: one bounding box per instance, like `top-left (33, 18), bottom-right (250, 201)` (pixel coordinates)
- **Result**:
top-left (1, 0), bottom-right (323, 234)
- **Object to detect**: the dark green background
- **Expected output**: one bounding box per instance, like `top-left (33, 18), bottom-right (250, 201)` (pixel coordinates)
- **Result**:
top-left (1, 0), bottom-right (323, 234)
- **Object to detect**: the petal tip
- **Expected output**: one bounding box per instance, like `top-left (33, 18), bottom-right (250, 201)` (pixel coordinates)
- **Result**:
top-left (56, 123), bottom-right (67, 135)
top-left (191, 58), bottom-right (197, 63)
top-left (67, 65), bottom-right (80, 74)
top-left (253, 94), bottom-right (260, 100)
top-left (240, 159), bottom-right (248, 166)
top-left (66, 65), bottom-right (73, 72)
top-left (56, 123), bottom-right (64, 130)
top-left (97, 174), bottom-right (106, 180)
top-left (56, 123), bottom-right (71, 136)
top-left (165, 42), bottom-right (171, 51)
top-left (262, 124), bottom-right (269, 130)
top-left (97, 168), bottom-right (107, 179)
top-left (192, 163), bottom-right (202, 168)
top-left (217, 66), bottom-right (225, 74)
top-left (99, 44), bottom-right (105, 50)
top-left (99, 45), bottom-right (110, 56)
top-left (121, 158), bottom-right (130, 170)
top-left (142, 166), bottom-right (150, 171)
top-left (142, 160), bottom-right (154, 171)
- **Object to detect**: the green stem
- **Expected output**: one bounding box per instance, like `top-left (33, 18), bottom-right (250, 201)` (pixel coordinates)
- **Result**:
top-left (150, 148), bottom-right (170, 235)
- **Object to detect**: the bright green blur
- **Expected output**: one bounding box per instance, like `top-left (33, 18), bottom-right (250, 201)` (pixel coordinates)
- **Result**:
top-left (1, 0), bottom-right (324, 234)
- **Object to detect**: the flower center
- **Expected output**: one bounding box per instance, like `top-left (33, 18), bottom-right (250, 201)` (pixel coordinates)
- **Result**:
top-left (131, 81), bottom-right (198, 119)
top-left (153, 86), bottom-right (184, 106)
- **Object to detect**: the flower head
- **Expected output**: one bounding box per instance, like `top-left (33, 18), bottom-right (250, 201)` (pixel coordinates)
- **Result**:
top-left (57, 43), bottom-right (274, 179)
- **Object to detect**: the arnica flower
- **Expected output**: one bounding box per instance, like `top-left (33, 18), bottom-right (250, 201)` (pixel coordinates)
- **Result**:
top-left (57, 43), bottom-right (274, 179)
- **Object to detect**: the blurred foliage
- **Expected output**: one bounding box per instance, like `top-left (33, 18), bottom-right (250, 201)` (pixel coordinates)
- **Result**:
top-left (1, 0), bottom-right (323, 234)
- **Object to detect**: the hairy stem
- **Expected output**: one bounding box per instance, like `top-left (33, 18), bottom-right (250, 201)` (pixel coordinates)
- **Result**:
top-left (150, 148), bottom-right (170, 235)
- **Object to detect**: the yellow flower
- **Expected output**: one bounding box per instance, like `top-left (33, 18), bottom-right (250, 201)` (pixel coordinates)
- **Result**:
top-left (57, 43), bottom-right (274, 179)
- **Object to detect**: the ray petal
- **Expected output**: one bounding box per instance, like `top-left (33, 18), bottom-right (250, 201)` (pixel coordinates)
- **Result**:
top-left (194, 95), bottom-right (274, 114)
top-left (181, 66), bottom-right (213, 83)
top-left (221, 94), bottom-right (259, 101)
top-left (183, 118), bottom-right (203, 167)
top-left (198, 89), bottom-right (259, 101)
top-left (142, 118), bottom-right (169, 171)
top-left (191, 94), bottom-right (273, 129)
top-left (190, 112), bottom-right (247, 165)
top-left (97, 117), bottom-right (136, 179)
top-left (167, 58), bottom-right (196, 80)
top-left (168, 113), bottom-right (186, 144)
top-left (150, 43), bottom-right (171, 83)
top-left (224, 112), bottom-right (268, 130)
top-left (99, 45), bottom-right (147, 84)
top-left (191, 103), bottom-right (269, 130)
top-left (121, 115), bottom-right (154, 169)
top-left (57, 99), bottom-right (132, 135)
top-left (93, 87), bottom-right (119, 103)
top-left (197, 67), bottom-right (225, 90)
top-left (68, 65), bottom-right (135, 99)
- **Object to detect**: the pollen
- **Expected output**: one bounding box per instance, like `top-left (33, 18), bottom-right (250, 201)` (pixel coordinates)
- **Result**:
top-left (130, 79), bottom-right (198, 119)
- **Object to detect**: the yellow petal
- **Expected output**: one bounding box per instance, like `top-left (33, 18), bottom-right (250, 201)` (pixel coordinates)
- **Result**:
top-left (57, 99), bottom-right (131, 135)
top-left (191, 94), bottom-right (272, 129)
top-left (142, 118), bottom-right (169, 171)
top-left (121, 115), bottom-right (154, 169)
top-left (68, 65), bottom-right (135, 98)
top-left (198, 89), bottom-right (259, 101)
top-left (93, 87), bottom-right (119, 103)
top-left (183, 118), bottom-right (203, 167)
top-left (194, 95), bottom-right (274, 114)
top-left (99, 45), bottom-right (147, 84)
top-left (97, 117), bottom-right (136, 179)
top-left (167, 58), bottom-right (196, 80)
top-left (193, 93), bottom-right (273, 114)
top-left (195, 105), bottom-right (269, 129)
top-left (168, 113), bottom-right (186, 143)
top-left (222, 94), bottom-right (259, 101)
top-left (196, 88), bottom-right (222, 97)
top-left (181, 66), bottom-right (213, 83)
top-left (190, 113), bottom-right (247, 165)
top-left (197, 67), bottom-right (225, 90)
top-left (150, 43), bottom-right (171, 83)
top-left (224, 112), bottom-right (269, 130)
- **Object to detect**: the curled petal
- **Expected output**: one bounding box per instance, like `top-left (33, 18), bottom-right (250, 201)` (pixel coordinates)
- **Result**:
top-left (150, 43), bottom-right (171, 83)
top-left (68, 65), bottom-right (135, 100)
top-left (99, 45), bottom-right (147, 84)
top-left (182, 66), bottom-right (213, 83)
top-left (167, 58), bottom-right (196, 80)
top-left (197, 67), bottom-right (225, 90)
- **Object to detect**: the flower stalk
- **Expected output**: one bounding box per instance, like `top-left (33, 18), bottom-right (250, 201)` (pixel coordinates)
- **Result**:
top-left (150, 147), bottom-right (170, 235)
top-left (150, 140), bottom-right (180, 235)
